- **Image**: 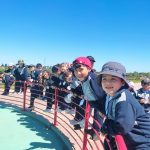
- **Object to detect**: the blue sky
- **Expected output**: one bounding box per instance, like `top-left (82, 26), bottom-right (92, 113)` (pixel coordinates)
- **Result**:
top-left (0, 0), bottom-right (150, 72)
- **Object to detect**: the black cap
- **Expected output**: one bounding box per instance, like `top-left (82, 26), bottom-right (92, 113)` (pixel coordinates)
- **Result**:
top-left (87, 56), bottom-right (96, 62)
top-left (52, 65), bottom-right (59, 73)
top-left (36, 63), bottom-right (42, 68)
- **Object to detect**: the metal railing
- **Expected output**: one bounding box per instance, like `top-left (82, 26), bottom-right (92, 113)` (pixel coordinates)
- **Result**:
top-left (0, 81), bottom-right (127, 150)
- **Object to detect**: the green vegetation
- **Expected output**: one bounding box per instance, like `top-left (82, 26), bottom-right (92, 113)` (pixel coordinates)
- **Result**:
top-left (0, 67), bottom-right (5, 74)
top-left (127, 72), bottom-right (150, 82)
top-left (0, 66), bottom-right (149, 83)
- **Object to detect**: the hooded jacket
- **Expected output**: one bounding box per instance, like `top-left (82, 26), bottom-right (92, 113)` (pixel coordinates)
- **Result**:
top-left (101, 88), bottom-right (150, 149)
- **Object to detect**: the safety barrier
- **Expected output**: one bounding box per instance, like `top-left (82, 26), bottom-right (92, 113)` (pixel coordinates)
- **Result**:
top-left (0, 81), bottom-right (127, 150)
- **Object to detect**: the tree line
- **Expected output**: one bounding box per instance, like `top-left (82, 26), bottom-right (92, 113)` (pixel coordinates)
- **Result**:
top-left (126, 72), bottom-right (150, 82)
top-left (0, 66), bottom-right (149, 82)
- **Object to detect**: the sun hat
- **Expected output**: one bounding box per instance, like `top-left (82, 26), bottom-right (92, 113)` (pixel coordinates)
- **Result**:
top-left (99, 61), bottom-right (129, 87)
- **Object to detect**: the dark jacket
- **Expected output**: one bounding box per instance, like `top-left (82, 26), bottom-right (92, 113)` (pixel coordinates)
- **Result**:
top-left (101, 88), bottom-right (150, 150)
top-left (14, 66), bottom-right (28, 81)
top-left (136, 88), bottom-right (150, 113)
top-left (81, 71), bottom-right (106, 112)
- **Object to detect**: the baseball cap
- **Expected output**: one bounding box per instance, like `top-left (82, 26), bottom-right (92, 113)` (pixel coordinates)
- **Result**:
top-left (73, 57), bottom-right (92, 69)
top-left (87, 56), bottom-right (96, 62)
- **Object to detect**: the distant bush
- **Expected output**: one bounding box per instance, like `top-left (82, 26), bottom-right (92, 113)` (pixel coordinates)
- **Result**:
top-left (127, 72), bottom-right (150, 82)
top-left (96, 71), bottom-right (150, 83)
top-left (0, 67), bottom-right (5, 74)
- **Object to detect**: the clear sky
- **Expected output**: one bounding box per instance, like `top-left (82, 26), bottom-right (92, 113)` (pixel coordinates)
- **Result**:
top-left (0, 0), bottom-right (150, 72)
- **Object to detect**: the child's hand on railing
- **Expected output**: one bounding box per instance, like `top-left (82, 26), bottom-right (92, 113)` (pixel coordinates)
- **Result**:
top-left (99, 132), bottom-right (106, 143)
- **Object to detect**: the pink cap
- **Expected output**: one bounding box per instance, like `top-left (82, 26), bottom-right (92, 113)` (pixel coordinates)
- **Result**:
top-left (73, 57), bottom-right (92, 69)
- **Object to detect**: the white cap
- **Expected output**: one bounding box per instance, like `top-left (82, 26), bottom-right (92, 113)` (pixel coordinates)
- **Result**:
top-left (128, 81), bottom-right (135, 88)
top-left (8, 63), bottom-right (14, 66)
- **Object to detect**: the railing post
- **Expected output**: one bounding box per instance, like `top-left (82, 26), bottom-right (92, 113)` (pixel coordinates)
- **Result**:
top-left (23, 81), bottom-right (27, 111)
top-left (82, 101), bottom-right (91, 150)
top-left (115, 135), bottom-right (127, 150)
top-left (54, 88), bottom-right (58, 126)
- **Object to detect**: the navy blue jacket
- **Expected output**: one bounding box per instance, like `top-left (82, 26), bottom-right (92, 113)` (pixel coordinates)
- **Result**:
top-left (14, 66), bottom-right (28, 81)
top-left (33, 70), bottom-right (42, 81)
top-left (101, 88), bottom-right (150, 149)
top-left (136, 88), bottom-right (150, 113)
top-left (82, 72), bottom-right (106, 112)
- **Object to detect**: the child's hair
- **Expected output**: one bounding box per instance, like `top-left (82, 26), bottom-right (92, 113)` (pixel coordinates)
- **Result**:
top-left (51, 64), bottom-right (60, 73)
top-left (28, 64), bottom-right (35, 68)
top-left (18, 59), bottom-right (24, 64)
top-left (42, 70), bottom-right (51, 76)
top-left (98, 61), bottom-right (129, 88)
top-left (36, 63), bottom-right (42, 69)
top-left (141, 77), bottom-right (150, 86)
top-left (60, 62), bottom-right (70, 72)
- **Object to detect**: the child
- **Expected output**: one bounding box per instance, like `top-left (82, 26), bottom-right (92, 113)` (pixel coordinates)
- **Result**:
top-left (62, 69), bottom-right (86, 130)
top-left (51, 64), bottom-right (68, 112)
top-left (42, 70), bottom-right (54, 112)
top-left (128, 81), bottom-right (136, 97)
top-left (136, 78), bottom-right (150, 113)
top-left (27, 63), bottom-right (43, 111)
top-left (14, 60), bottom-right (28, 93)
top-left (1, 63), bottom-right (15, 95)
top-left (86, 56), bottom-right (96, 71)
top-left (72, 57), bottom-right (106, 139)
top-left (98, 61), bottom-right (150, 150)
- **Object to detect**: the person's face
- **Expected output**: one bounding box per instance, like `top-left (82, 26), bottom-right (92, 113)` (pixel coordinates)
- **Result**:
top-left (65, 73), bottom-right (73, 83)
top-left (18, 63), bottom-right (23, 67)
top-left (60, 64), bottom-right (68, 72)
top-left (43, 71), bottom-right (49, 79)
top-left (37, 66), bottom-right (42, 70)
top-left (101, 74), bottom-right (125, 96)
top-left (30, 66), bottom-right (35, 71)
top-left (74, 65), bottom-right (91, 81)
top-left (38, 72), bottom-right (43, 79)
top-left (53, 69), bottom-right (61, 77)
top-left (142, 84), bottom-right (150, 91)
top-left (55, 69), bottom-right (61, 76)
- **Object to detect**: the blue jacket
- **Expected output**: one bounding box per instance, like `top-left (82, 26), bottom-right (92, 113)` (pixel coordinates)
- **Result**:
top-left (33, 70), bottom-right (42, 81)
top-left (101, 88), bottom-right (150, 149)
top-left (14, 66), bottom-right (28, 81)
top-left (81, 72), bottom-right (106, 111)
top-left (136, 88), bottom-right (150, 112)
